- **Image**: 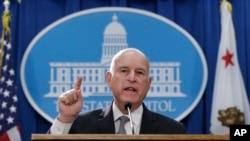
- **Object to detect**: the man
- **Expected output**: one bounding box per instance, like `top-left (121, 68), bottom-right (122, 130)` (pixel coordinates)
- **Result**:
top-left (49, 48), bottom-right (186, 134)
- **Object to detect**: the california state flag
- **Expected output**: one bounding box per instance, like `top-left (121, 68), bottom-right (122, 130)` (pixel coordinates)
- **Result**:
top-left (210, 0), bottom-right (250, 134)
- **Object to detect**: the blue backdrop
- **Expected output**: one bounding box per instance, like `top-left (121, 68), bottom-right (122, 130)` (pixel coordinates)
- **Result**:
top-left (1, 0), bottom-right (250, 140)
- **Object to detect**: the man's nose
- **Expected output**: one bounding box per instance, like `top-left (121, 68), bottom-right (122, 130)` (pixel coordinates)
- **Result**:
top-left (127, 71), bottom-right (136, 82)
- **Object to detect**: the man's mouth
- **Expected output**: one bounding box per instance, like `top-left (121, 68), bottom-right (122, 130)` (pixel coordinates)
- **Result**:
top-left (124, 87), bottom-right (137, 92)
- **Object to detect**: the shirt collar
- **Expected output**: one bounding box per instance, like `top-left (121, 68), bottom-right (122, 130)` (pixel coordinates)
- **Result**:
top-left (112, 102), bottom-right (143, 127)
top-left (113, 102), bottom-right (124, 121)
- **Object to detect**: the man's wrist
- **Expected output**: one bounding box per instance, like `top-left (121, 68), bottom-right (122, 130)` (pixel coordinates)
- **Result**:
top-left (57, 115), bottom-right (75, 123)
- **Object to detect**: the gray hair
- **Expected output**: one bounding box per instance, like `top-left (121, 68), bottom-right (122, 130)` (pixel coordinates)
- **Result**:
top-left (109, 48), bottom-right (149, 74)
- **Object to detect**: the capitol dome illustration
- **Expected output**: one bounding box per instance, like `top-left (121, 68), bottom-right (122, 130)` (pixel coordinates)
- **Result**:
top-left (104, 14), bottom-right (126, 35)
top-left (102, 14), bottom-right (128, 64)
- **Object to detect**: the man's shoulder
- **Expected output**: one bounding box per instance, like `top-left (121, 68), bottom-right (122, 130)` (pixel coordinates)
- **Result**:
top-left (76, 105), bottom-right (112, 120)
top-left (144, 106), bottom-right (184, 127)
top-left (148, 110), bottom-right (175, 121)
top-left (78, 108), bottom-right (104, 118)
top-left (140, 106), bottom-right (186, 133)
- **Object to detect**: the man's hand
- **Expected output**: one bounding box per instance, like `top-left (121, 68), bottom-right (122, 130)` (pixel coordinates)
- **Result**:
top-left (57, 76), bottom-right (83, 123)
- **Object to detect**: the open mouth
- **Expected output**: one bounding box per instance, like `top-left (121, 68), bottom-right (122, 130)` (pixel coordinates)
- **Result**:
top-left (124, 87), bottom-right (137, 92)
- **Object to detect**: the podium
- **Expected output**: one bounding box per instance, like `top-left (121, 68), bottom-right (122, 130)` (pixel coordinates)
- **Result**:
top-left (31, 134), bottom-right (229, 141)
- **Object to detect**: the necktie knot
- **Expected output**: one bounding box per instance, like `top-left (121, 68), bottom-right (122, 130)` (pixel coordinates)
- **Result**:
top-left (117, 115), bottom-right (129, 134)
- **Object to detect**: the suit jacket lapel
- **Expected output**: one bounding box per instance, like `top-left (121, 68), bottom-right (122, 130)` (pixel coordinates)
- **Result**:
top-left (97, 104), bottom-right (116, 134)
top-left (140, 104), bottom-right (157, 134)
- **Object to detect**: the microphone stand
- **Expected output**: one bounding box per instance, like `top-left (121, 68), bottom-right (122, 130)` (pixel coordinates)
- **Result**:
top-left (125, 102), bottom-right (135, 134)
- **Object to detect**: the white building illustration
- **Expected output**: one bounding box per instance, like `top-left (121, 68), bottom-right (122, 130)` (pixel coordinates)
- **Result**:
top-left (45, 14), bottom-right (186, 98)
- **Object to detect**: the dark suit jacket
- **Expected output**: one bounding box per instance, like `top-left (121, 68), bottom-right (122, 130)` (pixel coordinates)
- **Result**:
top-left (69, 103), bottom-right (186, 134)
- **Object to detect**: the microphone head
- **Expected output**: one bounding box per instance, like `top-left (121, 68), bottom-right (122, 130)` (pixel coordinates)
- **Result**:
top-left (124, 102), bottom-right (132, 110)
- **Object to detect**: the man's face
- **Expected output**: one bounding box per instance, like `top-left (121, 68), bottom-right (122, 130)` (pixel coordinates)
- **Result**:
top-left (106, 50), bottom-right (151, 111)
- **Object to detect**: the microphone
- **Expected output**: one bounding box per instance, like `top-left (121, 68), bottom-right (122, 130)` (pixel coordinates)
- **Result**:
top-left (124, 102), bottom-right (135, 134)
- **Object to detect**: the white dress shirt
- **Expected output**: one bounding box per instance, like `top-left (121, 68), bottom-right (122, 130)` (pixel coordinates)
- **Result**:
top-left (113, 102), bottom-right (143, 135)
top-left (50, 117), bottom-right (72, 134)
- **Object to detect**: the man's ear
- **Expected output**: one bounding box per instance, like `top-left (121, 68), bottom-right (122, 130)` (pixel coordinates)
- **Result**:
top-left (146, 76), bottom-right (152, 90)
top-left (106, 71), bottom-right (112, 87)
top-left (148, 76), bottom-right (152, 86)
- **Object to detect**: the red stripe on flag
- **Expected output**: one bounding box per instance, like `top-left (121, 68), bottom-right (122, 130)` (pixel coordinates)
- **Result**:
top-left (0, 132), bottom-right (10, 141)
top-left (0, 126), bottom-right (21, 141)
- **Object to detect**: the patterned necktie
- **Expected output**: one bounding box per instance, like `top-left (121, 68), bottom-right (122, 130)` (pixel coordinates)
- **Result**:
top-left (117, 115), bottom-right (129, 134)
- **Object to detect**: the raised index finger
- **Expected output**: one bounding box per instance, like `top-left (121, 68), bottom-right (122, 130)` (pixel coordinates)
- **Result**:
top-left (74, 76), bottom-right (83, 90)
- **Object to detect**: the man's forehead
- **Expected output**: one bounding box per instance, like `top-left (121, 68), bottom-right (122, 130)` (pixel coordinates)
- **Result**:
top-left (117, 64), bottom-right (147, 70)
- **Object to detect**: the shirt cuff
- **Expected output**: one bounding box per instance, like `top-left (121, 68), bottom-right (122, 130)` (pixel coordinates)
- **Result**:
top-left (50, 117), bottom-right (73, 134)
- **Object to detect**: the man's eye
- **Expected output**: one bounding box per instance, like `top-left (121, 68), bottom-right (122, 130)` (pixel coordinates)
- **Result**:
top-left (121, 69), bottom-right (127, 72)
top-left (137, 71), bottom-right (144, 75)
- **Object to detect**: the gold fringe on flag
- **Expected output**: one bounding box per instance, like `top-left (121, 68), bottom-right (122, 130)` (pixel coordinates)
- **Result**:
top-left (0, 11), bottom-right (11, 77)
top-left (221, 0), bottom-right (232, 14)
